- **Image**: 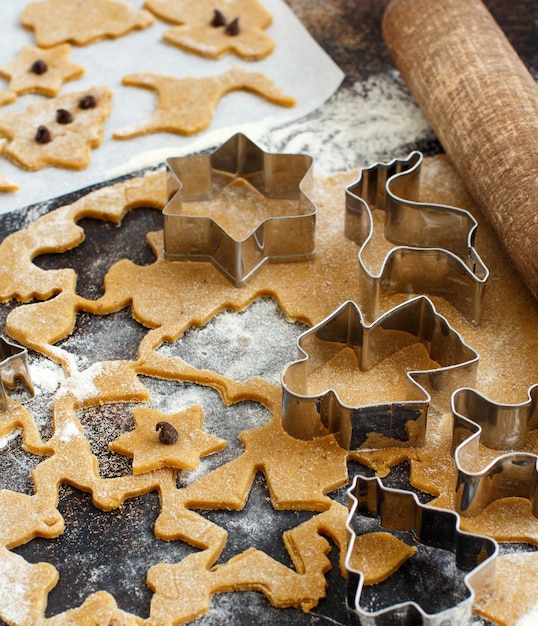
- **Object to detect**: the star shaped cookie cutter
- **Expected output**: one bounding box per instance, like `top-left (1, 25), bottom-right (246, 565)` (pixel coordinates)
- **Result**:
top-left (451, 385), bottom-right (538, 517)
top-left (163, 133), bottom-right (316, 287)
top-left (0, 336), bottom-right (34, 411)
top-left (345, 474), bottom-right (498, 625)
top-left (281, 296), bottom-right (479, 450)
top-left (345, 151), bottom-right (489, 326)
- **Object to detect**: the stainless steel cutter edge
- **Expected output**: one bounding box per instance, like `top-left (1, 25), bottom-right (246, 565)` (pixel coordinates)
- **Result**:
top-left (281, 295), bottom-right (479, 450)
top-left (344, 474), bottom-right (498, 625)
top-left (163, 132), bottom-right (316, 287)
top-left (0, 336), bottom-right (34, 411)
top-left (345, 151), bottom-right (489, 326)
top-left (451, 385), bottom-right (538, 517)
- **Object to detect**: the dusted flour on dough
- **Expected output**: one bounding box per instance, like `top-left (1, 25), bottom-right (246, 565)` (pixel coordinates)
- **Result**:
top-left (0, 157), bottom-right (537, 625)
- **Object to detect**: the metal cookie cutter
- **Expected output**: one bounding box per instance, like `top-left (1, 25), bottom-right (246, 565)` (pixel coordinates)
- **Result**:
top-left (345, 474), bottom-right (498, 625)
top-left (451, 385), bottom-right (538, 517)
top-left (281, 296), bottom-right (478, 450)
top-left (345, 151), bottom-right (489, 326)
top-left (0, 336), bottom-right (34, 411)
top-left (163, 133), bottom-right (316, 287)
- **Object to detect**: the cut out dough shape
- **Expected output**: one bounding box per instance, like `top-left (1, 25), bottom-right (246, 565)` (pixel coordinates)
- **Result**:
top-left (109, 405), bottom-right (227, 473)
top-left (0, 139), bottom-right (18, 192)
top-left (347, 532), bottom-right (417, 585)
top-left (144, 0), bottom-right (274, 60)
top-left (0, 86), bottom-right (112, 170)
top-left (0, 44), bottom-right (85, 96)
top-left (21, 0), bottom-right (155, 47)
top-left (113, 66), bottom-right (295, 138)
top-left (144, 0), bottom-right (275, 60)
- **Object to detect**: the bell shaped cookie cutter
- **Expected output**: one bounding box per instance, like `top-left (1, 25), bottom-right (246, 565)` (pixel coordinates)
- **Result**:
top-left (345, 151), bottom-right (489, 326)
top-left (451, 384), bottom-right (538, 517)
top-left (0, 336), bottom-right (34, 411)
top-left (281, 296), bottom-right (479, 450)
top-left (345, 474), bottom-right (498, 625)
top-left (163, 133), bottom-right (316, 287)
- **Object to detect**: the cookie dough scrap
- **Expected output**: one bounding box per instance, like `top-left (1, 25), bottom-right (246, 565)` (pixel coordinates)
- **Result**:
top-left (0, 139), bottom-right (19, 192)
top-left (0, 44), bottom-right (85, 96)
top-left (144, 0), bottom-right (274, 60)
top-left (347, 532), bottom-right (417, 585)
top-left (0, 86), bottom-right (112, 170)
top-left (109, 405), bottom-right (227, 473)
top-left (149, 497), bottom-right (348, 622)
top-left (21, 0), bottom-right (155, 47)
top-left (113, 66), bottom-right (295, 138)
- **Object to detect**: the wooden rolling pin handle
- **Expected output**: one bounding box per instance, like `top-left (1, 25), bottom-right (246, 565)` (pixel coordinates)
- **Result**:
top-left (382, 0), bottom-right (538, 300)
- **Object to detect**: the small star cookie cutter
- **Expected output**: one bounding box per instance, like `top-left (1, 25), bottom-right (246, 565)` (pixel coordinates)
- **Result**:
top-left (345, 151), bottom-right (489, 326)
top-left (281, 296), bottom-right (479, 450)
top-left (0, 336), bottom-right (34, 411)
top-left (163, 133), bottom-right (316, 287)
top-left (451, 385), bottom-right (538, 517)
top-left (345, 474), bottom-right (498, 625)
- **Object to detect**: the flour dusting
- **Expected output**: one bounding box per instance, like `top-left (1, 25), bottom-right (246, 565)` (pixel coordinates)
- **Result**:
top-left (157, 298), bottom-right (307, 386)
top-left (58, 420), bottom-right (82, 443)
top-left (29, 357), bottom-right (65, 395)
top-left (0, 556), bottom-right (30, 624)
top-left (260, 71), bottom-right (436, 173)
top-left (57, 362), bottom-right (103, 402)
top-left (517, 605), bottom-right (538, 626)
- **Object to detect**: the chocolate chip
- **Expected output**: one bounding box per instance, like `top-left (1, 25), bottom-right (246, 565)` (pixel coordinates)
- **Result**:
top-left (79, 94), bottom-right (97, 109)
top-left (35, 125), bottom-right (52, 144)
top-left (225, 17), bottom-right (240, 36)
top-left (156, 421), bottom-right (179, 445)
top-left (211, 8), bottom-right (227, 27)
top-left (56, 108), bottom-right (73, 124)
top-left (30, 59), bottom-right (48, 75)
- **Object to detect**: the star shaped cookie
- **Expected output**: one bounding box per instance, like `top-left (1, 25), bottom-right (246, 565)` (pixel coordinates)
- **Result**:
top-left (109, 406), bottom-right (226, 473)
top-left (113, 66), bottom-right (295, 138)
top-left (21, 0), bottom-right (155, 47)
top-left (0, 86), bottom-right (112, 171)
top-left (0, 44), bottom-right (85, 96)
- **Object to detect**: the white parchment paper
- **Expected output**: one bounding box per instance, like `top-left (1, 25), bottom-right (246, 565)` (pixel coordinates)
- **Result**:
top-left (0, 0), bottom-right (344, 214)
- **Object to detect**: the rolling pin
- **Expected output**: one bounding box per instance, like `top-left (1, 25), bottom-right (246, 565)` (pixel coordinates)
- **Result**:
top-left (382, 0), bottom-right (538, 300)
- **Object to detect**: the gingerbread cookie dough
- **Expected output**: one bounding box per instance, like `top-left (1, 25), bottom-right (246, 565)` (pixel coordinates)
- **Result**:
top-left (0, 154), bottom-right (537, 624)
top-left (144, 0), bottom-right (275, 60)
top-left (347, 532), bottom-right (417, 585)
top-left (0, 138), bottom-right (19, 192)
top-left (0, 90), bottom-right (17, 108)
top-left (0, 86), bottom-right (112, 170)
top-left (0, 44), bottom-right (85, 96)
top-left (21, 0), bottom-right (155, 47)
top-left (109, 405), bottom-right (227, 473)
top-left (113, 66), bottom-right (295, 138)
